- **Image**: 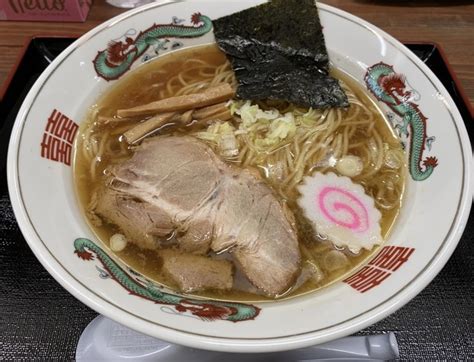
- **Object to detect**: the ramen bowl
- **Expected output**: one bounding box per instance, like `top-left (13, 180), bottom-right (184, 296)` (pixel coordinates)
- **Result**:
top-left (7, 0), bottom-right (472, 353)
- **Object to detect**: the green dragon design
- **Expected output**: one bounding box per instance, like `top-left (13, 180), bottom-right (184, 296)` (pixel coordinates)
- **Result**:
top-left (93, 13), bottom-right (212, 81)
top-left (365, 62), bottom-right (438, 181)
top-left (74, 238), bottom-right (260, 322)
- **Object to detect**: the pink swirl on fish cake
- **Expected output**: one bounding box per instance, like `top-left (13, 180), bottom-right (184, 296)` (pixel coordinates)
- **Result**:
top-left (318, 186), bottom-right (369, 233)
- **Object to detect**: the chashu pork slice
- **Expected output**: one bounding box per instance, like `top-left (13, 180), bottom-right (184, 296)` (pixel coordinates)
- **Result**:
top-left (159, 249), bottom-right (233, 293)
top-left (94, 187), bottom-right (174, 250)
top-left (97, 136), bottom-right (301, 296)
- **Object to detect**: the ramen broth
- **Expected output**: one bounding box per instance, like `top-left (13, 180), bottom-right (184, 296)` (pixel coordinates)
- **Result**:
top-left (74, 44), bottom-right (406, 302)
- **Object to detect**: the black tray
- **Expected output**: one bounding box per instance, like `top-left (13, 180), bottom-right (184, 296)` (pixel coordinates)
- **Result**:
top-left (0, 38), bottom-right (472, 360)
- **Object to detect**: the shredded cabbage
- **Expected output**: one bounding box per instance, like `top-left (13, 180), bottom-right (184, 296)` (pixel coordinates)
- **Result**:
top-left (196, 100), bottom-right (321, 156)
top-left (195, 121), bottom-right (239, 157)
top-left (231, 101), bottom-right (300, 149)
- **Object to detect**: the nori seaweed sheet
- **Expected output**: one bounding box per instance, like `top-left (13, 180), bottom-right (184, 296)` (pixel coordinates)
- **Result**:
top-left (212, 0), bottom-right (348, 109)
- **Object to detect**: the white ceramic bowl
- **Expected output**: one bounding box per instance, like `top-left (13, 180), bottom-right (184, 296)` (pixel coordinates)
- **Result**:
top-left (7, 0), bottom-right (472, 353)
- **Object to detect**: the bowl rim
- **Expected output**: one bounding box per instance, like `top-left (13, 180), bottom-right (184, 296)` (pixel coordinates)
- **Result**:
top-left (7, 0), bottom-right (473, 353)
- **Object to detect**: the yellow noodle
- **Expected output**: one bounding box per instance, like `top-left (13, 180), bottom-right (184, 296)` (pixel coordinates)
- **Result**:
top-left (76, 50), bottom-right (406, 299)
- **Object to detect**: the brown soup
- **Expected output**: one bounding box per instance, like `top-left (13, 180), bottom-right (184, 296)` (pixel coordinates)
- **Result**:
top-left (74, 44), bottom-right (406, 302)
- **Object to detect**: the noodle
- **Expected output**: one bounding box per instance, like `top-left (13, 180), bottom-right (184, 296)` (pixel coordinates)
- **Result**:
top-left (74, 44), bottom-right (406, 302)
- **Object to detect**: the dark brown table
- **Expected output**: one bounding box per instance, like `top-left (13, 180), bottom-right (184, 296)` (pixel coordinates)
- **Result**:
top-left (1, 0), bottom-right (473, 107)
top-left (0, 1), bottom-right (472, 359)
